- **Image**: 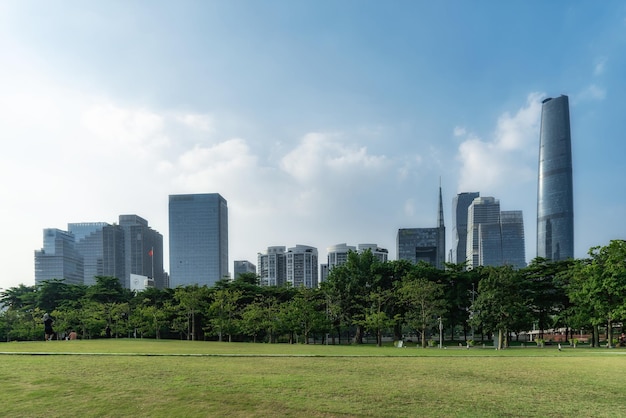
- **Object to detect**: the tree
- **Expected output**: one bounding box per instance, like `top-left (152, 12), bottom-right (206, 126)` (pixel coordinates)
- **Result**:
top-left (398, 272), bottom-right (446, 348)
top-left (470, 266), bottom-right (531, 350)
top-left (523, 258), bottom-right (571, 340)
top-left (208, 288), bottom-right (242, 342)
top-left (323, 250), bottom-right (381, 344)
top-left (362, 289), bottom-right (396, 347)
top-left (174, 285), bottom-right (209, 341)
top-left (240, 298), bottom-right (266, 343)
top-left (568, 241), bottom-right (626, 347)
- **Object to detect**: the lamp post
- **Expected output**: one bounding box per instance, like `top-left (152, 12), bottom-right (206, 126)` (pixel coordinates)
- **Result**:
top-left (439, 317), bottom-right (443, 349)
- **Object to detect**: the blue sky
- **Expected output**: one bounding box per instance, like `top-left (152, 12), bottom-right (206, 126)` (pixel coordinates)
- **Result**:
top-left (2, 1), bottom-right (625, 290)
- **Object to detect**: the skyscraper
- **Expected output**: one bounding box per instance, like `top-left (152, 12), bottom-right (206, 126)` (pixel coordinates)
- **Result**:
top-left (35, 229), bottom-right (84, 285)
top-left (452, 192), bottom-right (480, 265)
top-left (233, 260), bottom-right (256, 279)
top-left (537, 95), bottom-right (574, 261)
top-left (466, 197), bottom-right (501, 269)
top-left (119, 215), bottom-right (165, 289)
top-left (500, 211), bottom-right (526, 269)
top-left (466, 197), bottom-right (526, 269)
top-left (69, 222), bottom-right (125, 286)
top-left (286, 244), bottom-right (318, 288)
top-left (258, 246), bottom-right (287, 286)
top-left (169, 193), bottom-right (229, 287)
top-left (397, 187), bottom-right (446, 269)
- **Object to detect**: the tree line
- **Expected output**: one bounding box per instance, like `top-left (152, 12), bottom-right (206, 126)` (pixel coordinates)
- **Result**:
top-left (2, 240), bottom-right (626, 348)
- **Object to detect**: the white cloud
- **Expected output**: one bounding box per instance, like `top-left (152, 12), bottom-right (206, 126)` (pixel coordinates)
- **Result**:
top-left (594, 57), bottom-right (607, 76)
top-left (280, 132), bottom-right (388, 183)
top-left (456, 92), bottom-right (543, 199)
top-left (82, 101), bottom-right (168, 156)
top-left (454, 126), bottom-right (466, 137)
top-left (575, 84), bottom-right (606, 102)
top-left (177, 113), bottom-right (214, 132)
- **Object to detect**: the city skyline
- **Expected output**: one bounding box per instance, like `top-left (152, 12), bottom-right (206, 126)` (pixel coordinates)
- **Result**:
top-left (3, 2), bottom-right (626, 290)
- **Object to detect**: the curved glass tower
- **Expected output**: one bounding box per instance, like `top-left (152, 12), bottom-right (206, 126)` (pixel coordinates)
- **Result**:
top-left (537, 95), bottom-right (574, 261)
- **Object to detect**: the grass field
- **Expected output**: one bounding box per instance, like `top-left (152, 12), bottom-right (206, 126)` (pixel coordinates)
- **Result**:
top-left (1, 340), bottom-right (625, 417)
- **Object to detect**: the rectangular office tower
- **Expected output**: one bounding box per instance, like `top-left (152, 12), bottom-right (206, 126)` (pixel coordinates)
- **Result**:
top-left (452, 192), bottom-right (480, 265)
top-left (169, 193), bottom-right (228, 287)
top-left (397, 187), bottom-right (446, 269)
top-left (34, 229), bottom-right (84, 285)
top-left (537, 95), bottom-right (574, 261)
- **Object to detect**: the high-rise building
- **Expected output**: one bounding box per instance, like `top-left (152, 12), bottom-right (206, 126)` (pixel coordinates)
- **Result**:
top-left (258, 246), bottom-right (287, 286)
top-left (119, 215), bottom-right (165, 289)
top-left (397, 187), bottom-right (446, 269)
top-left (327, 243), bottom-right (357, 270)
top-left (326, 243), bottom-right (389, 269)
top-left (357, 244), bottom-right (389, 263)
top-left (233, 260), bottom-right (256, 279)
top-left (68, 222), bottom-right (125, 286)
top-left (500, 211), bottom-right (526, 269)
top-left (286, 244), bottom-right (318, 288)
top-left (35, 229), bottom-right (84, 285)
top-left (537, 95), bottom-right (574, 261)
top-left (466, 197), bottom-right (526, 269)
top-left (466, 197), bottom-right (501, 269)
top-left (169, 193), bottom-right (228, 287)
top-left (452, 192), bottom-right (480, 265)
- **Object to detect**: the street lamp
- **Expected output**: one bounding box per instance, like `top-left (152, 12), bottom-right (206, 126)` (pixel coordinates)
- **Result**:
top-left (439, 317), bottom-right (443, 349)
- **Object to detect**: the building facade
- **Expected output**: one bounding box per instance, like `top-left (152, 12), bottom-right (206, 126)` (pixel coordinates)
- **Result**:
top-left (34, 229), bottom-right (84, 285)
top-left (466, 197), bottom-right (501, 269)
top-left (537, 95), bottom-right (574, 261)
top-left (326, 243), bottom-right (356, 270)
top-left (467, 197), bottom-right (526, 269)
top-left (358, 243), bottom-right (389, 262)
top-left (397, 187), bottom-right (446, 269)
top-left (119, 215), bottom-right (165, 289)
top-left (286, 245), bottom-right (318, 288)
top-left (68, 222), bottom-right (125, 286)
top-left (169, 193), bottom-right (229, 287)
top-left (500, 211), bottom-right (526, 269)
top-left (452, 192), bottom-right (480, 265)
top-left (258, 246), bottom-right (287, 286)
top-left (233, 260), bottom-right (257, 280)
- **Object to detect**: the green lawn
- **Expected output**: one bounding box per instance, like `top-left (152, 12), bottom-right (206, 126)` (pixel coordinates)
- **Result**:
top-left (1, 340), bottom-right (625, 417)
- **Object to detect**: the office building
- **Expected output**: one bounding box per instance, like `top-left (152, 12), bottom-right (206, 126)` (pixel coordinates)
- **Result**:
top-left (466, 197), bottom-right (501, 269)
top-left (169, 193), bottom-right (229, 287)
top-left (358, 244), bottom-right (389, 262)
top-left (452, 192), bottom-right (480, 265)
top-left (234, 260), bottom-right (257, 280)
top-left (467, 197), bottom-right (526, 269)
top-left (119, 215), bottom-right (165, 289)
top-left (537, 95), bottom-right (574, 261)
top-left (397, 187), bottom-right (446, 269)
top-left (500, 211), bottom-right (526, 269)
top-left (286, 244), bottom-right (318, 288)
top-left (35, 229), bottom-right (84, 285)
top-left (68, 222), bottom-right (125, 286)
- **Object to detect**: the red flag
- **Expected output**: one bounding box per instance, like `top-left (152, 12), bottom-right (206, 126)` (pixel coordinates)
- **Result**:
top-left (148, 249), bottom-right (153, 257)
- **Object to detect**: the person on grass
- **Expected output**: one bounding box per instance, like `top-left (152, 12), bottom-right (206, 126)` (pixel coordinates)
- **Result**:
top-left (43, 313), bottom-right (55, 341)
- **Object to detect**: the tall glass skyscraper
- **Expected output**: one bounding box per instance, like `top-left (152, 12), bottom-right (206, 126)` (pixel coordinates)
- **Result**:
top-left (68, 222), bottom-right (125, 286)
top-left (466, 197), bottom-right (501, 269)
top-left (34, 229), bottom-right (84, 285)
top-left (119, 215), bottom-right (165, 289)
top-left (537, 95), bottom-right (574, 261)
top-left (169, 193), bottom-right (228, 287)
